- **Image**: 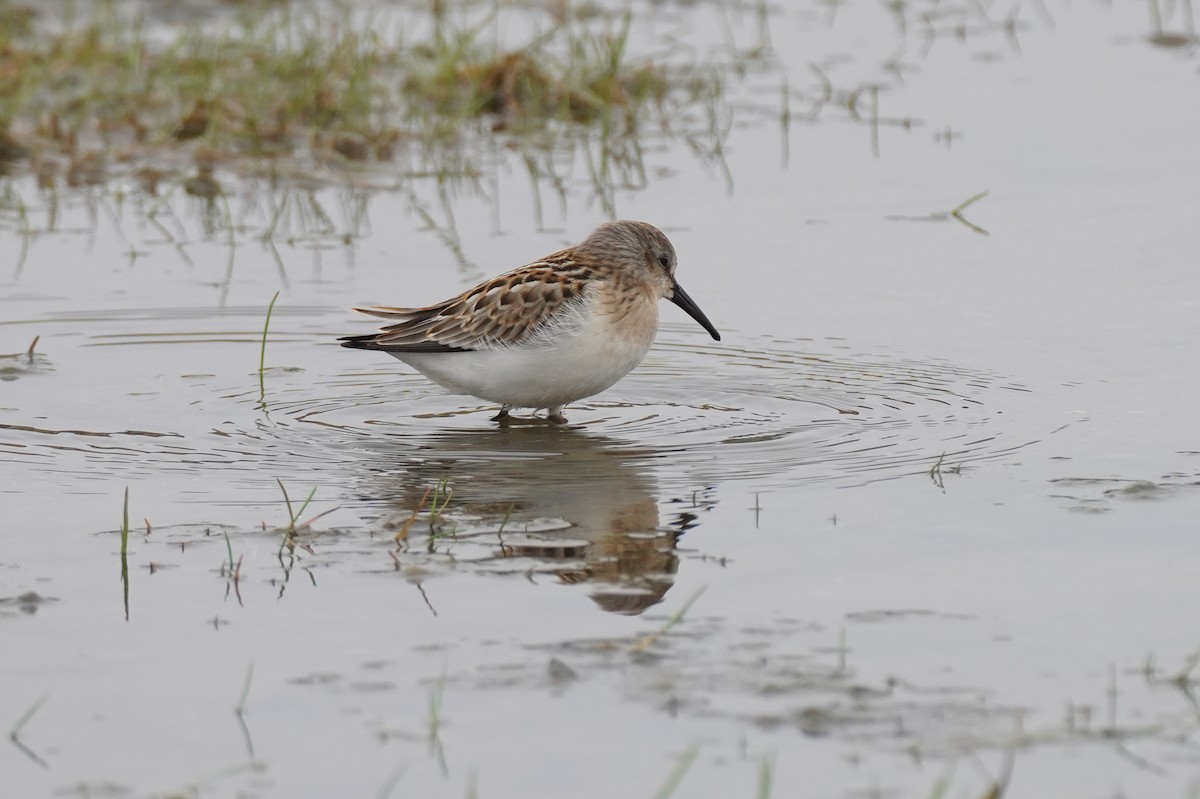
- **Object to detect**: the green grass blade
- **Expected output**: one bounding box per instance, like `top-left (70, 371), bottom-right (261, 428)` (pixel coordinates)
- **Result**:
top-left (951, 190), bottom-right (989, 215)
top-left (291, 487), bottom-right (317, 530)
top-left (258, 290), bottom-right (280, 405)
top-left (652, 744), bottom-right (699, 799)
top-left (224, 530), bottom-right (235, 573)
top-left (120, 486), bottom-right (130, 555)
top-left (275, 478), bottom-right (295, 527)
top-left (120, 487), bottom-right (130, 621)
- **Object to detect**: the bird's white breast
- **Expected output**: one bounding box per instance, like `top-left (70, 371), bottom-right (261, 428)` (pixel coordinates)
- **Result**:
top-left (393, 293), bottom-right (660, 410)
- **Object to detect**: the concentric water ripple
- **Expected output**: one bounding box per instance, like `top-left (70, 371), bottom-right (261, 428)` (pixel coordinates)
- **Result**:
top-left (3, 308), bottom-right (1052, 494)
top-left (215, 325), bottom-right (1046, 492)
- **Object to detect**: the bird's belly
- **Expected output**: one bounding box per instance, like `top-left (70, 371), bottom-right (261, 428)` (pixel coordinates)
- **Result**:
top-left (395, 321), bottom-right (655, 409)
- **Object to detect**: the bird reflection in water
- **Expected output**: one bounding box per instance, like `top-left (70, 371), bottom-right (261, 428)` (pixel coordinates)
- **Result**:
top-left (355, 422), bottom-right (714, 615)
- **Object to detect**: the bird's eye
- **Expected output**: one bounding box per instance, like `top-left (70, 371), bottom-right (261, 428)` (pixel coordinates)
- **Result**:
top-left (657, 255), bottom-right (670, 269)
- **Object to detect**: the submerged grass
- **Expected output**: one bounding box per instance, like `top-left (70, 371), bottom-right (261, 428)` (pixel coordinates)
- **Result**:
top-left (631, 586), bottom-right (707, 654)
top-left (8, 693), bottom-right (49, 767)
top-left (652, 743), bottom-right (700, 799)
top-left (9, 693), bottom-right (48, 741)
top-left (376, 764), bottom-right (408, 799)
top-left (427, 478), bottom-right (454, 533)
top-left (393, 484), bottom-right (435, 545)
top-left (886, 189), bottom-right (991, 235)
top-left (757, 755), bottom-right (775, 799)
top-left (234, 663), bottom-right (254, 716)
top-left (234, 662), bottom-right (255, 759)
top-left (427, 671), bottom-right (446, 740)
top-left (950, 190), bottom-right (990, 235)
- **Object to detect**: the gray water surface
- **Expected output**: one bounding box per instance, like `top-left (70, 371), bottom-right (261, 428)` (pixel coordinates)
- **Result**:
top-left (3, 1), bottom-right (1200, 797)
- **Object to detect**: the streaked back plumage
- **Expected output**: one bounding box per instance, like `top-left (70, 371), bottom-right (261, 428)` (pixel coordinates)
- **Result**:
top-left (339, 220), bottom-right (674, 354)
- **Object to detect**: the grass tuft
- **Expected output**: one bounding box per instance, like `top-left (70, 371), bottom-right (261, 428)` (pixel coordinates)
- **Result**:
top-left (0, 4), bottom-right (721, 192)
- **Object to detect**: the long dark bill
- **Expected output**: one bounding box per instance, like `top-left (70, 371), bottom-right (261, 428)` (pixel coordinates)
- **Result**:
top-left (670, 281), bottom-right (721, 341)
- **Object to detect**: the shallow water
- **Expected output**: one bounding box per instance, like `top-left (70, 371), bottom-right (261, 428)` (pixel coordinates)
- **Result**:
top-left (4, 0), bottom-right (1200, 797)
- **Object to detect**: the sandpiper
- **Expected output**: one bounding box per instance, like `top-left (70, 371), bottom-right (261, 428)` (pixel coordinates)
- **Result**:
top-left (340, 220), bottom-right (720, 422)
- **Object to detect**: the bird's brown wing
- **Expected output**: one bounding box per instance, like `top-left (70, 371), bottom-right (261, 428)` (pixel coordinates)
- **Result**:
top-left (339, 255), bottom-right (590, 353)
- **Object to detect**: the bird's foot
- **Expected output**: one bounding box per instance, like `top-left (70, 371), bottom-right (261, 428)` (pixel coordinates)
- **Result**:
top-left (546, 406), bottom-right (568, 424)
top-left (491, 405), bottom-right (512, 423)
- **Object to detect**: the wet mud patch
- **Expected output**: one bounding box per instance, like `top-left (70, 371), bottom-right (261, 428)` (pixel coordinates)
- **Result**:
top-left (0, 591), bottom-right (59, 617)
top-left (345, 605), bottom-right (1200, 798)
top-left (1049, 476), bottom-right (1200, 513)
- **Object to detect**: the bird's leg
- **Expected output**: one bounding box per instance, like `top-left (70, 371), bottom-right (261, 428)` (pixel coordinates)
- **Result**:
top-left (491, 405), bottom-right (512, 422)
top-left (546, 406), bottom-right (568, 424)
